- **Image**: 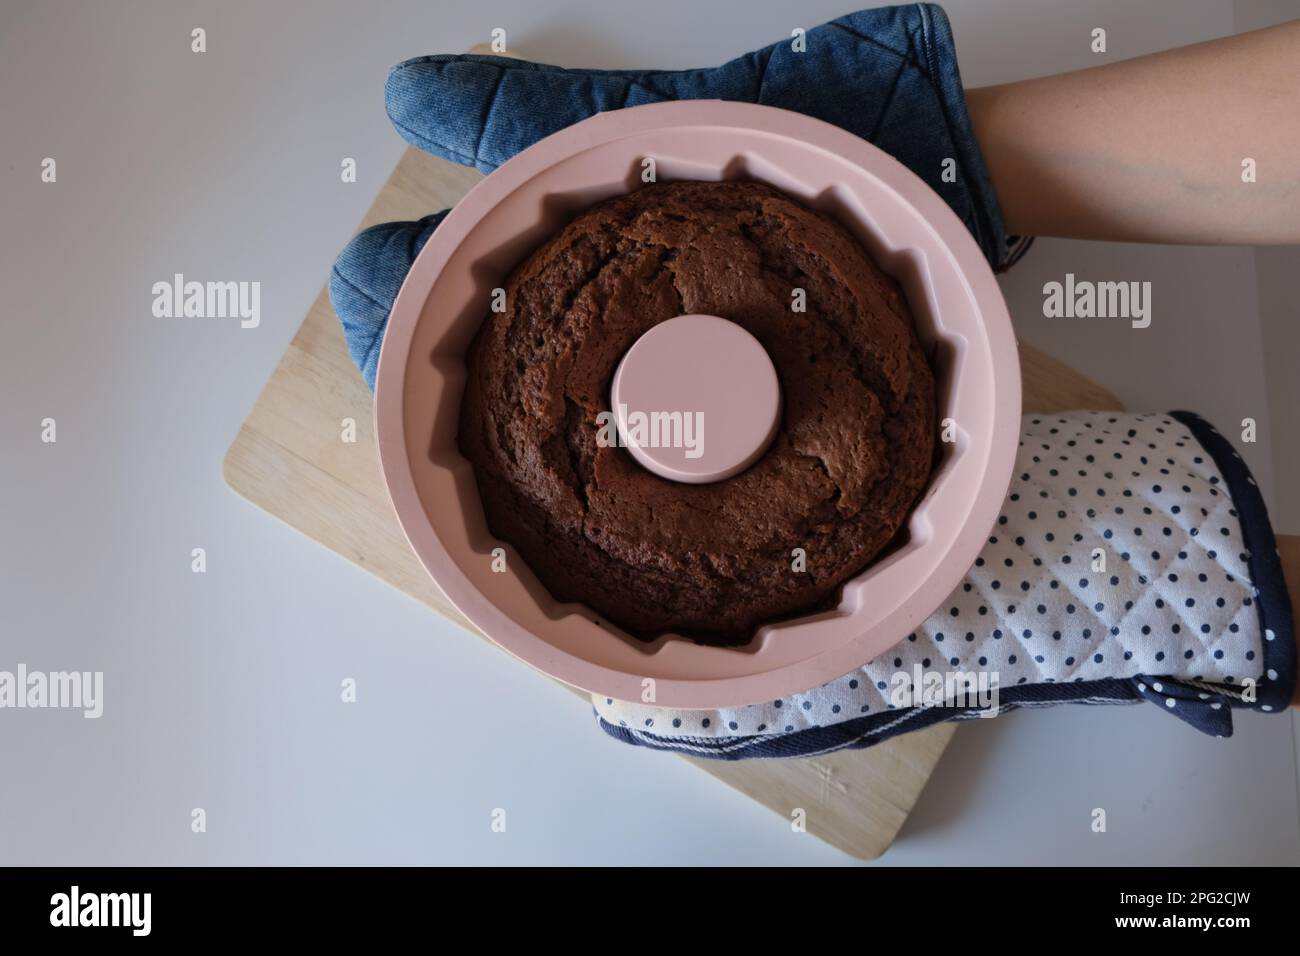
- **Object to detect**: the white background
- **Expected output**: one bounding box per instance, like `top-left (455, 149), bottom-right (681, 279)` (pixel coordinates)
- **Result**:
top-left (1, 0), bottom-right (1297, 864)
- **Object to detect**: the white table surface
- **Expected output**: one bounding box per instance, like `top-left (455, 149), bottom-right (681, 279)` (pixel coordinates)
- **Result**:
top-left (1, 0), bottom-right (1296, 864)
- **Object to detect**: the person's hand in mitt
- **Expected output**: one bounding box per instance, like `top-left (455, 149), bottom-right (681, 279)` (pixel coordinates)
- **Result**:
top-left (328, 6), bottom-right (1300, 758)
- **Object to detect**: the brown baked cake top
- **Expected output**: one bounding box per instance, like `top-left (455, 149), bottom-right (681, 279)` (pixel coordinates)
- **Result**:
top-left (458, 180), bottom-right (936, 646)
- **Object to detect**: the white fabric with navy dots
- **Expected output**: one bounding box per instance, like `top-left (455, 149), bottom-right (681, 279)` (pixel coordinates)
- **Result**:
top-left (594, 412), bottom-right (1268, 738)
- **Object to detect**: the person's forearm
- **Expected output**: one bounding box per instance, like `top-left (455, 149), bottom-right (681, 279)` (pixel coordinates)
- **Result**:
top-left (967, 20), bottom-right (1300, 244)
top-left (1278, 534), bottom-right (1300, 706)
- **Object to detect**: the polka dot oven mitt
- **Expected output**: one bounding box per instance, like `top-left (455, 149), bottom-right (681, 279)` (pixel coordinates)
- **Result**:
top-left (593, 411), bottom-right (1297, 759)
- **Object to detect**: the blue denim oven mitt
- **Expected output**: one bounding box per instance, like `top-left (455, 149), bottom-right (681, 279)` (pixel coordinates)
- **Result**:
top-left (328, 4), bottom-right (1295, 758)
top-left (330, 3), bottom-right (1019, 390)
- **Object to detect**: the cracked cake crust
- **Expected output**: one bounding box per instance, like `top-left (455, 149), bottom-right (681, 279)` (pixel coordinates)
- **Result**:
top-left (458, 181), bottom-right (936, 646)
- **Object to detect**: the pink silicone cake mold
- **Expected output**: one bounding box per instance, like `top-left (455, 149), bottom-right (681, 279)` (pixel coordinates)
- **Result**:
top-left (373, 100), bottom-right (1021, 709)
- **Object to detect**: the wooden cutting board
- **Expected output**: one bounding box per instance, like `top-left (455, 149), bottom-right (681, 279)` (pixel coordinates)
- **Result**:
top-left (222, 143), bottom-right (1122, 860)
